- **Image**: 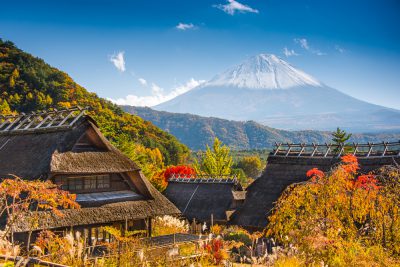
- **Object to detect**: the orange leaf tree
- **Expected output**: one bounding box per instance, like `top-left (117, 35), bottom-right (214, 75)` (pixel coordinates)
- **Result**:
top-left (0, 176), bottom-right (80, 253)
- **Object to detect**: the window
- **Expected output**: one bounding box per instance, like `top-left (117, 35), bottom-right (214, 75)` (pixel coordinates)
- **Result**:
top-left (84, 177), bottom-right (97, 189)
top-left (55, 174), bottom-right (111, 191)
top-left (97, 175), bottom-right (110, 189)
top-left (54, 177), bottom-right (68, 190)
top-left (68, 178), bottom-right (83, 190)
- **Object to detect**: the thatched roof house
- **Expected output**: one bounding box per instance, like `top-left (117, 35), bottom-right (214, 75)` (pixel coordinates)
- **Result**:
top-left (0, 107), bottom-right (179, 242)
top-left (229, 142), bottom-right (400, 231)
top-left (164, 177), bottom-right (245, 224)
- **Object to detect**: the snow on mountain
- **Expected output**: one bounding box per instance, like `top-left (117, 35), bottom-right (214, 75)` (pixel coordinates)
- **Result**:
top-left (155, 53), bottom-right (400, 132)
top-left (204, 54), bottom-right (322, 89)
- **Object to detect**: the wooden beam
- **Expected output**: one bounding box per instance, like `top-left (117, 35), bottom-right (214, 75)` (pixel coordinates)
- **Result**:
top-left (68, 109), bottom-right (86, 126)
top-left (382, 142), bottom-right (388, 157)
top-left (273, 142), bottom-right (281, 156)
top-left (46, 113), bottom-right (64, 128)
top-left (337, 145), bottom-right (344, 157)
top-left (352, 143), bottom-right (359, 155)
top-left (4, 115), bottom-right (24, 131)
top-left (310, 143), bottom-right (318, 157)
top-left (324, 143), bottom-right (331, 157)
top-left (23, 115), bottom-right (40, 129)
top-left (34, 114), bottom-right (52, 129)
top-left (285, 143), bottom-right (292, 156)
top-left (57, 110), bottom-right (75, 126)
top-left (13, 115), bottom-right (32, 130)
top-left (297, 143), bottom-right (305, 157)
top-left (0, 118), bottom-right (11, 129)
top-left (366, 143), bottom-right (373, 157)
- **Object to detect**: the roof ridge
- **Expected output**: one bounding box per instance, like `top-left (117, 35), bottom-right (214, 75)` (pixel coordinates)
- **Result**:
top-left (0, 106), bottom-right (88, 134)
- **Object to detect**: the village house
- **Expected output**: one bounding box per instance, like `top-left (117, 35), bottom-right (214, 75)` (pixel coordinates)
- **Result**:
top-left (229, 142), bottom-right (400, 231)
top-left (0, 107), bottom-right (180, 244)
top-left (164, 175), bottom-right (245, 229)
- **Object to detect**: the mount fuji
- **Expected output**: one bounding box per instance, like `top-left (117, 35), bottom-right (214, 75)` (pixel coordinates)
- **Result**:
top-left (155, 54), bottom-right (400, 132)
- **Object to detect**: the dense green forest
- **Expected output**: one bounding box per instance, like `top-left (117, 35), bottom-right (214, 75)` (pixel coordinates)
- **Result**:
top-left (124, 106), bottom-right (400, 150)
top-left (0, 39), bottom-right (190, 169)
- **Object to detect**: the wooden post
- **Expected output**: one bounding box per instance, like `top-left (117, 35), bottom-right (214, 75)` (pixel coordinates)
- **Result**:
top-left (125, 218), bottom-right (128, 236)
top-left (88, 227), bottom-right (92, 246)
top-left (382, 142), bottom-right (388, 157)
top-left (311, 143), bottom-right (318, 157)
top-left (285, 143), bottom-right (292, 157)
top-left (367, 143), bottom-right (373, 157)
top-left (273, 143), bottom-right (281, 156)
top-left (324, 143), bottom-right (331, 157)
top-left (353, 143), bottom-right (359, 155)
top-left (211, 214), bottom-right (214, 230)
top-left (298, 144), bottom-right (305, 157)
top-left (148, 218), bottom-right (152, 237)
top-left (337, 144), bottom-right (344, 157)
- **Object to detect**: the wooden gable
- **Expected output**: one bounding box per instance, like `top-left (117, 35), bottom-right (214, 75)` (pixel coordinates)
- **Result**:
top-left (72, 125), bottom-right (109, 152)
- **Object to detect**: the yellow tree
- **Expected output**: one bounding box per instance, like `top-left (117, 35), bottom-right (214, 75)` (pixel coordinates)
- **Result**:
top-left (194, 138), bottom-right (233, 177)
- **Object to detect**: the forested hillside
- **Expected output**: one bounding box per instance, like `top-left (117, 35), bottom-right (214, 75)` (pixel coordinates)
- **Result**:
top-left (0, 39), bottom-right (190, 168)
top-left (124, 106), bottom-right (400, 150)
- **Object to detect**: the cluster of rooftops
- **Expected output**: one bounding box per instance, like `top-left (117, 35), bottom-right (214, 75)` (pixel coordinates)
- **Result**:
top-left (0, 107), bottom-right (399, 241)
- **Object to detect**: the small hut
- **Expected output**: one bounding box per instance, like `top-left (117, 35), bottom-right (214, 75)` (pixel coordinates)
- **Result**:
top-left (229, 142), bottom-right (400, 231)
top-left (164, 176), bottom-right (245, 226)
top-left (0, 107), bottom-right (180, 243)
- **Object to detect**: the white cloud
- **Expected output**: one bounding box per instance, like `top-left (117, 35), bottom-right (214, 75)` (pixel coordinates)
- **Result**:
top-left (294, 38), bottom-right (309, 50)
top-left (315, 51), bottom-right (326, 56)
top-left (214, 0), bottom-right (259, 15)
top-left (294, 38), bottom-right (326, 56)
top-left (109, 78), bottom-right (206, 107)
top-left (283, 47), bottom-right (299, 57)
top-left (138, 78), bottom-right (147, 86)
top-left (109, 51), bottom-right (126, 72)
top-left (176, 23), bottom-right (195, 30)
top-left (335, 45), bottom-right (345, 53)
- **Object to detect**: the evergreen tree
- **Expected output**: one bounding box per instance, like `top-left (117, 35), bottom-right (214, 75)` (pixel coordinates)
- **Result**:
top-left (195, 138), bottom-right (233, 177)
top-left (331, 127), bottom-right (352, 152)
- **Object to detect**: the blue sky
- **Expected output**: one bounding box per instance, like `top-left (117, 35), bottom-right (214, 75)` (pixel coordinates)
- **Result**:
top-left (1, 0), bottom-right (400, 109)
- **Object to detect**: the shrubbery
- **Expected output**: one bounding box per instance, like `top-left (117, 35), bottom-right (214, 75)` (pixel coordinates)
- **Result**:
top-left (266, 154), bottom-right (400, 266)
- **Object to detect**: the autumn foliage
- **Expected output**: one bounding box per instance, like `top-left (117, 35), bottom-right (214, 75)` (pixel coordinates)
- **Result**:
top-left (204, 238), bottom-right (227, 264)
top-left (266, 154), bottom-right (400, 266)
top-left (0, 177), bottom-right (80, 254)
top-left (163, 165), bottom-right (196, 181)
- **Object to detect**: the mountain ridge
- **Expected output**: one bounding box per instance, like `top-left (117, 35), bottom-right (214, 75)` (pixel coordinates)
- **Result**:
top-left (123, 106), bottom-right (400, 150)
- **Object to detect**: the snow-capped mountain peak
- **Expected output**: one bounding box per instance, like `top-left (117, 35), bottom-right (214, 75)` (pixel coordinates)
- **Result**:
top-left (204, 53), bottom-right (322, 89)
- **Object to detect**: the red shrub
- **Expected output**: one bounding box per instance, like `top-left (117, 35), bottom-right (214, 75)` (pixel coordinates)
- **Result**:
top-left (354, 174), bottom-right (379, 190)
top-left (306, 168), bottom-right (325, 178)
top-left (341, 154), bottom-right (359, 174)
top-left (163, 165), bottom-right (196, 181)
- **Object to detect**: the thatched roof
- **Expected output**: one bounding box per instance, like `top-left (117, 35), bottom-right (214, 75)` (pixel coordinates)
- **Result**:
top-left (0, 114), bottom-right (138, 180)
top-left (51, 151), bottom-right (138, 174)
top-left (229, 154), bottom-right (400, 230)
top-left (13, 196), bottom-right (179, 233)
top-left (164, 179), bottom-right (244, 223)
